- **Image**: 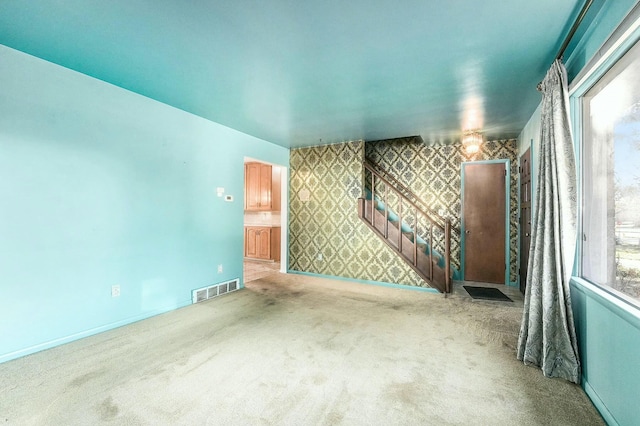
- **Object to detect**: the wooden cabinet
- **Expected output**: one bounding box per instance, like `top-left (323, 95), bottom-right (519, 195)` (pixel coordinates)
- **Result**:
top-left (244, 227), bottom-right (281, 261)
top-left (244, 162), bottom-right (280, 211)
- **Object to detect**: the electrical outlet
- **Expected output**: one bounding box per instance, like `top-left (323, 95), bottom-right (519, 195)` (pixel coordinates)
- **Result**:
top-left (111, 285), bottom-right (121, 298)
top-left (217, 264), bottom-right (223, 273)
top-left (317, 253), bottom-right (323, 261)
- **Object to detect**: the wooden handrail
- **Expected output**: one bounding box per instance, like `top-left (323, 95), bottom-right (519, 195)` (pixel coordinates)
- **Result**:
top-left (363, 161), bottom-right (445, 233)
top-left (364, 159), bottom-right (460, 238)
top-left (364, 158), bottom-right (445, 221)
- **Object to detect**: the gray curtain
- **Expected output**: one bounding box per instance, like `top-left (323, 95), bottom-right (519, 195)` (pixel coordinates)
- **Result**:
top-left (517, 60), bottom-right (580, 384)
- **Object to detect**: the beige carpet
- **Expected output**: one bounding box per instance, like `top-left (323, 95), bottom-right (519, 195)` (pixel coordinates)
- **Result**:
top-left (0, 273), bottom-right (603, 425)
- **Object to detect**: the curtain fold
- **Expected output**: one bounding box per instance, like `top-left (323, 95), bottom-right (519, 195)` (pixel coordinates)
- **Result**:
top-left (517, 60), bottom-right (580, 384)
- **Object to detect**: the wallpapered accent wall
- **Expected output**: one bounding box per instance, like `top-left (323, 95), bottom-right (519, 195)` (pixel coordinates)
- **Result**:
top-left (365, 136), bottom-right (519, 283)
top-left (289, 141), bottom-right (428, 287)
top-left (288, 137), bottom-right (519, 287)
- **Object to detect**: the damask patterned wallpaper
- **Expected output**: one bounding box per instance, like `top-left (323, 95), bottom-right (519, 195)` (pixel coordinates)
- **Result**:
top-left (288, 137), bottom-right (519, 287)
top-left (289, 141), bottom-right (428, 287)
top-left (366, 136), bottom-right (519, 283)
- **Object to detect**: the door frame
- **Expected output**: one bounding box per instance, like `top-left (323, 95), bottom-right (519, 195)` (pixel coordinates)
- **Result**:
top-left (243, 157), bottom-right (288, 273)
top-left (460, 159), bottom-right (511, 285)
top-left (518, 146), bottom-right (532, 294)
top-left (518, 140), bottom-right (535, 291)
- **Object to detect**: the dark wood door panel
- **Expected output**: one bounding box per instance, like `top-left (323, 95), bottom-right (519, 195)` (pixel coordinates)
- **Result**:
top-left (463, 162), bottom-right (506, 284)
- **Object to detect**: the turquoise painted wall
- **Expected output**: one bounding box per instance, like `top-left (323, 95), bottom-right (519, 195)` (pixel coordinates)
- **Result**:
top-left (571, 279), bottom-right (640, 426)
top-left (564, 0), bottom-right (638, 81)
top-left (0, 45), bottom-right (289, 363)
top-left (520, 1), bottom-right (640, 425)
top-left (517, 104), bottom-right (541, 158)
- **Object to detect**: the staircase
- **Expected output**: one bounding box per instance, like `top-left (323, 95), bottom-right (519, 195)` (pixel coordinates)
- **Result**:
top-left (357, 160), bottom-right (453, 293)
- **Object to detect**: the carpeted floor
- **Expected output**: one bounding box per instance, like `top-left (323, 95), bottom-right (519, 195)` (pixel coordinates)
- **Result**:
top-left (0, 273), bottom-right (603, 425)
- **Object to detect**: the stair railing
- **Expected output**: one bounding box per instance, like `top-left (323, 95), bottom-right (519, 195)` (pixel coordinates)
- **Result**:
top-left (364, 157), bottom-right (451, 225)
top-left (361, 161), bottom-right (452, 293)
top-left (364, 157), bottom-right (460, 257)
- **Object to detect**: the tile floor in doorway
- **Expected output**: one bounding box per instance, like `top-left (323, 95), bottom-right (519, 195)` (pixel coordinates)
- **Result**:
top-left (244, 259), bottom-right (281, 283)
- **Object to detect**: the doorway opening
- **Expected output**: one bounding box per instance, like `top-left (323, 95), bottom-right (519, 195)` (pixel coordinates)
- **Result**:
top-left (243, 158), bottom-right (287, 283)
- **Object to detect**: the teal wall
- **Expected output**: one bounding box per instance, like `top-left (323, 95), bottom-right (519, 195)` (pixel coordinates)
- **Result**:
top-left (571, 279), bottom-right (640, 426)
top-left (0, 45), bottom-right (289, 363)
top-left (564, 0), bottom-right (639, 81)
top-left (519, 1), bottom-right (640, 425)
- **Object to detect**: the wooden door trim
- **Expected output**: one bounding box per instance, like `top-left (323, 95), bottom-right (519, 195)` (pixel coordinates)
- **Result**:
top-left (516, 139), bottom-right (536, 288)
top-left (460, 159), bottom-right (511, 285)
top-left (519, 144), bottom-right (533, 293)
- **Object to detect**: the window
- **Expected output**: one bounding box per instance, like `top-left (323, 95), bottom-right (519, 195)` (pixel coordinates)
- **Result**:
top-left (582, 39), bottom-right (640, 306)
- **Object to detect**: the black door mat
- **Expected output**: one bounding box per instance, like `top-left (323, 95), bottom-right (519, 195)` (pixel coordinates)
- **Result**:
top-left (463, 286), bottom-right (513, 302)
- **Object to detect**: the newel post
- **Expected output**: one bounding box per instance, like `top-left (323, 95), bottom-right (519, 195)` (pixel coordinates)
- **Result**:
top-left (444, 219), bottom-right (451, 293)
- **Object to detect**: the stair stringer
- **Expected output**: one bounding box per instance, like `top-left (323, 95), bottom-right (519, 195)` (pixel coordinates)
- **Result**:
top-left (357, 198), bottom-right (449, 293)
top-left (364, 192), bottom-right (460, 276)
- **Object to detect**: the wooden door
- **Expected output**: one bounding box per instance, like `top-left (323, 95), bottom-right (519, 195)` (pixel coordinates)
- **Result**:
top-left (463, 162), bottom-right (507, 284)
top-left (519, 148), bottom-right (532, 293)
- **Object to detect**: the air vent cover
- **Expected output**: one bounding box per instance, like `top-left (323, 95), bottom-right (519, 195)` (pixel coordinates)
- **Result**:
top-left (192, 278), bottom-right (240, 304)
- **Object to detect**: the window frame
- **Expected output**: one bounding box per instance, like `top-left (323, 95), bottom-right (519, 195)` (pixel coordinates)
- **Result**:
top-left (570, 8), bottom-right (640, 311)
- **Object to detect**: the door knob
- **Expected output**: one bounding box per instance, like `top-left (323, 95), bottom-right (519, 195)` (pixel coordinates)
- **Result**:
top-left (525, 233), bottom-right (530, 237)
top-left (465, 230), bottom-right (470, 234)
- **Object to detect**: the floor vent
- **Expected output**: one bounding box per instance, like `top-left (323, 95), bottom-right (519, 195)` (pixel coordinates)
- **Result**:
top-left (192, 279), bottom-right (240, 304)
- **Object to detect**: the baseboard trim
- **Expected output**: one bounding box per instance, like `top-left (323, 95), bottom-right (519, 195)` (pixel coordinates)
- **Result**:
top-left (584, 379), bottom-right (618, 426)
top-left (287, 270), bottom-right (440, 293)
top-left (0, 300), bottom-right (192, 364)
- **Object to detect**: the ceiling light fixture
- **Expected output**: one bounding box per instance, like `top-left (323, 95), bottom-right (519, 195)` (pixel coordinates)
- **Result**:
top-left (462, 131), bottom-right (482, 154)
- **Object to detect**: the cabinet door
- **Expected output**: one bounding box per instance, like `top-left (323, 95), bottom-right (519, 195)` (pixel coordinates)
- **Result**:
top-left (245, 163), bottom-right (262, 210)
top-left (271, 166), bottom-right (281, 212)
top-left (245, 228), bottom-right (258, 257)
top-left (257, 229), bottom-right (271, 259)
top-left (258, 164), bottom-right (272, 211)
top-left (270, 227), bottom-right (281, 261)
top-left (245, 162), bottom-right (273, 211)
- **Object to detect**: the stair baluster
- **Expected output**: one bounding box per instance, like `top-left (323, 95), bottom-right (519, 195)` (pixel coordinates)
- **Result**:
top-left (371, 174), bottom-right (376, 230)
top-left (413, 214), bottom-right (418, 266)
top-left (384, 185), bottom-right (389, 239)
top-left (429, 223), bottom-right (434, 281)
top-left (398, 200), bottom-right (403, 254)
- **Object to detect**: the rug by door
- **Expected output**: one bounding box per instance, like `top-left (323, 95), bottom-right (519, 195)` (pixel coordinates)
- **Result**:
top-left (463, 286), bottom-right (513, 302)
